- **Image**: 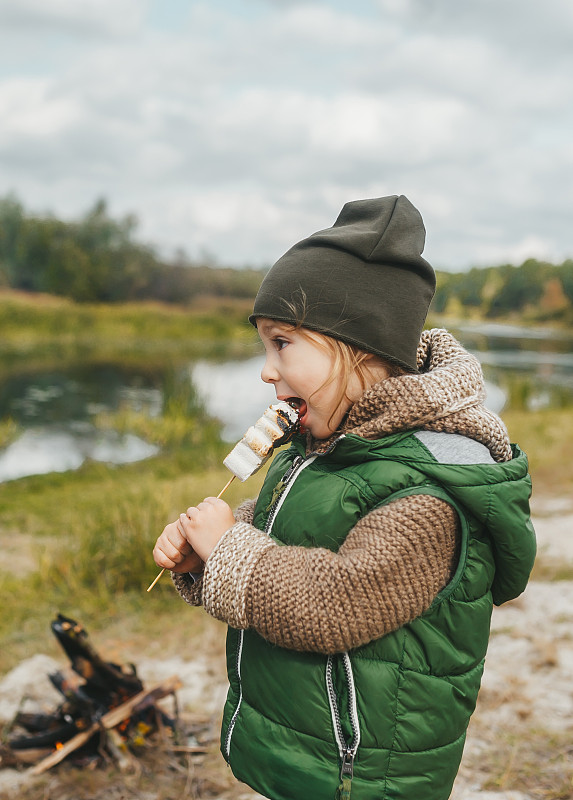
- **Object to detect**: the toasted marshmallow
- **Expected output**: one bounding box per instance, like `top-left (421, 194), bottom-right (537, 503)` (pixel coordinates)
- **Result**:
top-left (223, 401), bottom-right (300, 481)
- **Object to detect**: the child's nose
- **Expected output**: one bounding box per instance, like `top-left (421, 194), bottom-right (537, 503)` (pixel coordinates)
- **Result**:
top-left (261, 357), bottom-right (279, 384)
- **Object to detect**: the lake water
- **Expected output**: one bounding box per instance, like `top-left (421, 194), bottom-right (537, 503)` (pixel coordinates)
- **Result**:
top-left (449, 321), bottom-right (573, 410)
top-left (0, 364), bottom-right (163, 482)
top-left (1, 322), bottom-right (571, 482)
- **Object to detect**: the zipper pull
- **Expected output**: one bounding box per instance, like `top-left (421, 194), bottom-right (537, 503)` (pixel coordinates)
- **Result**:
top-left (266, 479), bottom-right (285, 511)
top-left (265, 455), bottom-right (304, 511)
top-left (335, 751), bottom-right (354, 800)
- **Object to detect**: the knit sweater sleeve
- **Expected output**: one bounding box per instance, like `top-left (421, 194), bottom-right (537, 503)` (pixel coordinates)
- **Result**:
top-left (200, 494), bottom-right (459, 653)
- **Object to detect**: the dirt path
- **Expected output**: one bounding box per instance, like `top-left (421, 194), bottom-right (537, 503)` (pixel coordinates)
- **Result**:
top-left (1, 497), bottom-right (571, 799)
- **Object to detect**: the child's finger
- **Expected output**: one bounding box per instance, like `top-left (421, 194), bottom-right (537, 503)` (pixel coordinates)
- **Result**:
top-left (152, 543), bottom-right (178, 569)
top-left (199, 497), bottom-right (228, 509)
top-left (160, 520), bottom-right (190, 550)
top-left (157, 536), bottom-right (185, 563)
top-left (179, 512), bottom-right (197, 535)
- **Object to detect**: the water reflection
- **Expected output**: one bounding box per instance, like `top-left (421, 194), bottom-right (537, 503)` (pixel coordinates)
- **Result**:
top-left (0, 426), bottom-right (158, 482)
top-left (191, 358), bottom-right (275, 440)
top-left (449, 322), bottom-right (573, 410)
top-left (450, 321), bottom-right (567, 342)
top-left (0, 366), bottom-right (163, 425)
top-left (0, 364), bottom-right (164, 482)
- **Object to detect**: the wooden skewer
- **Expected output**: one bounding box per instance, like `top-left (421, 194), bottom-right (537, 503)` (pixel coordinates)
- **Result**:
top-left (146, 474), bottom-right (237, 592)
top-left (217, 474), bottom-right (237, 497)
top-left (145, 568), bottom-right (165, 593)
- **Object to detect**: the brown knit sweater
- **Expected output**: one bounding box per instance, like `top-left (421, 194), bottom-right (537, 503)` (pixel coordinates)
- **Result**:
top-left (172, 329), bottom-right (512, 653)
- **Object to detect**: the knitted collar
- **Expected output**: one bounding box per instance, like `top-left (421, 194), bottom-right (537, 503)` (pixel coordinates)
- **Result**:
top-left (307, 328), bottom-right (512, 463)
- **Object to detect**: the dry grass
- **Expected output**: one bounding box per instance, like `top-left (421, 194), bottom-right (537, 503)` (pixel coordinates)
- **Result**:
top-left (502, 408), bottom-right (573, 496)
top-left (0, 418), bottom-right (19, 449)
top-left (531, 558), bottom-right (573, 583)
top-left (459, 724), bottom-right (573, 800)
top-left (10, 699), bottom-right (573, 800)
top-left (0, 290), bottom-right (258, 370)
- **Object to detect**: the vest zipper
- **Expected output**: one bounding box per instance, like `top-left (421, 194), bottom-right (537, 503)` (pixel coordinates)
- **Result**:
top-left (326, 652), bottom-right (361, 799)
top-left (223, 452), bottom-right (316, 762)
top-left (223, 625), bottom-right (244, 761)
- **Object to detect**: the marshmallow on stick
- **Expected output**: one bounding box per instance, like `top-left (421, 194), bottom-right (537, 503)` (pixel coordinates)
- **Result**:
top-left (223, 400), bottom-right (300, 481)
top-left (147, 401), bottom-right (300, 592)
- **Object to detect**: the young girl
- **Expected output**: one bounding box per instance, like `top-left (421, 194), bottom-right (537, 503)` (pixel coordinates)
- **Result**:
top-left (153, 195), bottom-right (536, 800)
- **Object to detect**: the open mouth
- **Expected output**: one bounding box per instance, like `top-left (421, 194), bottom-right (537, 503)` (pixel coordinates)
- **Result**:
top-left (286, 397), bottom-right (308, 430)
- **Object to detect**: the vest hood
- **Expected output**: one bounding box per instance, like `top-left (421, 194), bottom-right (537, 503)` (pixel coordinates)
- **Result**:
top-left (414, 442), bottom-right (535, 605)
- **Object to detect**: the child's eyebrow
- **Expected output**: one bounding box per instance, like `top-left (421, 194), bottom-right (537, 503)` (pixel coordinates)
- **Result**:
top-left (258, 320), bottom-right (289, 337)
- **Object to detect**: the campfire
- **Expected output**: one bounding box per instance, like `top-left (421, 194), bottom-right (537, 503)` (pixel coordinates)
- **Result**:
top-left (0, 614), bottom-right (184, 774)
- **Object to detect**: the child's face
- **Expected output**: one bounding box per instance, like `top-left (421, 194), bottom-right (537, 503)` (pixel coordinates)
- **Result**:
top-left (257, 318), bottom-right (366, 439)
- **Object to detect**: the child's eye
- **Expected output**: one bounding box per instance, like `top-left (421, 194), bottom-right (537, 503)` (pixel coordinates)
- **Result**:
top-left (274, 337), bottom-right (288, 351)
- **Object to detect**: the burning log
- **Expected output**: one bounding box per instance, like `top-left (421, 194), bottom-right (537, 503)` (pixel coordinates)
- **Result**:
top-left (2, 614), bottom-right (182, 773)
top-left (30, 675), bottom-right (182, 775)
top-left (50, 614), bottom-right (143, 696)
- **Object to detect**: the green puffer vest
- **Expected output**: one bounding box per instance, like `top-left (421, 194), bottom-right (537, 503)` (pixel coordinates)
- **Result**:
top-left (220, 431), bottom-right (535, 800)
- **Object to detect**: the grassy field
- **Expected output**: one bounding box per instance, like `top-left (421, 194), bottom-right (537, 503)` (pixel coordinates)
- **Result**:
top-left (1, 292), bottom-right (572, 799)
top-left (502, 407), bottom-right (573, 496)
top-left (0, 289), bottom-right (258, 369)
top-left (0, 398), bottom-right (270, 675)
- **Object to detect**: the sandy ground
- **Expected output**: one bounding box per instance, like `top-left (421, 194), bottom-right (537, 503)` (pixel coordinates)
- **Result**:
top-left (1, 496), bottom-right (572, 799)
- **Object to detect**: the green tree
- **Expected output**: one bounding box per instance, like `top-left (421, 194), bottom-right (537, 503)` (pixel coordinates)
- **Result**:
top-left (0, 194), bottom-right (25, 286)
top-left (487, 259), bottom-right (545, 317)
top-left (559, 260), bottom-right (573, 303)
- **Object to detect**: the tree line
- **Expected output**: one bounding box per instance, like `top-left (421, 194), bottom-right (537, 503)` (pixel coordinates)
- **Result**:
top-left (434, 259), bottom-right (573, 322)
top-left (1, 193), bottom-right (572, 322)
top-left (0, 194), bottom-right (264, 304)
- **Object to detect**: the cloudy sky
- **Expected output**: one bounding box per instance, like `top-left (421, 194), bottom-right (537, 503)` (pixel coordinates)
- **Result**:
top-left (0, 0), bottom-right (571, 270)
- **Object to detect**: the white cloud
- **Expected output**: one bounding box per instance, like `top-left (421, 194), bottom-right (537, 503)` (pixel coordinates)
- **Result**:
top-left (0, 0), bottom-right (145, 37)
top-left (0, 78), bottom-right (80, 139)
top-left (494, 235), bottom-right (560, 267)
top-left (276, 4), bottom-right (386, 46)
top-left (377, 0), bottom-right (573, 53)
top-left (0, 0), bottom-right (571, 269)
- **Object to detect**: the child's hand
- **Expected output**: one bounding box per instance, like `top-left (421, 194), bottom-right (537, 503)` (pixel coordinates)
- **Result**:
top-left (178, 497), bottom-right (236, 562)
top-left (153, 520), bottom-right (204, 574)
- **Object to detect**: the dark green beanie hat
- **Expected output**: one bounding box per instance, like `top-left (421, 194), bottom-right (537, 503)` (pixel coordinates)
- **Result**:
top-left (249, 195), bottom-right (436, 372)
